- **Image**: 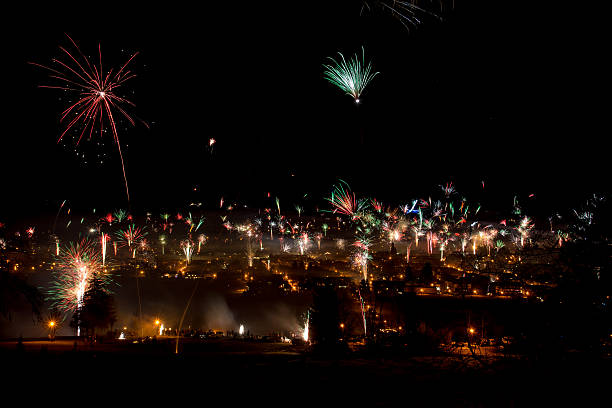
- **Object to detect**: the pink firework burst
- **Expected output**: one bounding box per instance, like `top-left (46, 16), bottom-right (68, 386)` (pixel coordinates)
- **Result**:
top-left (30, 34), bottom-right (147, 202)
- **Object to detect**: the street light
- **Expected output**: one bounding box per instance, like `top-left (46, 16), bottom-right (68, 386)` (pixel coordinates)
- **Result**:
top-left (48, 321), bottom-right (57, 341)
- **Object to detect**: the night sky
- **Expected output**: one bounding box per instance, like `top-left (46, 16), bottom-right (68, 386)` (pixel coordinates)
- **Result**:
top-left (1, 2), bottom-right (607, 220)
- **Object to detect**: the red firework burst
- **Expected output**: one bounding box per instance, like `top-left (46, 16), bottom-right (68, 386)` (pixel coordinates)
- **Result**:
top-left (30, 34), bottom-right (147, 201)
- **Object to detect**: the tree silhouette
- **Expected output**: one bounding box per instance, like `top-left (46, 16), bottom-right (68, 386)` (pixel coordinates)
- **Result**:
top-left (76, 274), bottom-right (117, 338)
top-left (0, 269), bottom-right (43, 320)
top-left (420, 262), bottom-right (433, 283)
top-left (310, 285), bottom-right (341, 346)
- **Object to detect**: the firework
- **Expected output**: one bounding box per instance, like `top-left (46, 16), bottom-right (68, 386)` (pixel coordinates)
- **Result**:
top-left (52, 199), bottom-right (67, 233)
top-left (159, 235), bottom-right (167, 255)
top-left (181, 239), bottom-right (194, 264)
top-left (302, 310), bottom-right (310, 342)
top-left (326, 180), bottom-right (367, 219)
top-left (101, 232), bottom-right (109, 266)
top-left (246, 233), bottom-right (255, 267)
top-left (517, 216), bottom-right (534, 247)
top-left (406, 242), bottom-right (411, 263)
top-left (359, 290), bottom-right (367, 336)
top-left (352, 237), bottom-right (372, 281)
top-left (360, 1), bottom-right (444, 30)
top-left (495, 239), bottom-right (505, 252)
top-left (323, 47), bottom-right (378, 103)
top-left (47, 239), bottom-right (113, 336)
top-left (441, 182), bottom-right (456, 196)
top-left (116, 224), bottom-right (146, 249)
top-left (114, 209), bottom-right (128, 223)
top-left (31, 35), bottom-right (147, 201)
top-left (322, 223), bottom-right (329, 236)
top-left (197, 234), bottom-right (208, 253)
top-left (298, 232), bottom-right (310, 256)
top-left (175, 279), bottom-right (200, 354)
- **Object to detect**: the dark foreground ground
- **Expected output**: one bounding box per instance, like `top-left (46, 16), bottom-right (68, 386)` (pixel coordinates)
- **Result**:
top-left (2, 337), bottom-right (610, 407)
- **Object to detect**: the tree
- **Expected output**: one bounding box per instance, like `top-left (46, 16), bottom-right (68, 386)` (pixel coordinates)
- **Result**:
top-left (77, 275), bottom-right (117, 337)
top-left (0, 269), bottom-right (43, 321)
top-left (420, 263), bottom-right (433, 283)
top-left (310, 285), bottom-right (341, 347)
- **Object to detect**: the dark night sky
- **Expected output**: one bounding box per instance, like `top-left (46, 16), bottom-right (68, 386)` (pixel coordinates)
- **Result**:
top-left (1, 2), bottom-right (608, 220)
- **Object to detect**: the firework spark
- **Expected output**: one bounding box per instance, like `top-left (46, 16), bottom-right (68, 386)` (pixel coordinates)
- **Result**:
top-left (361, 1), bottom-right (445, 31)
top-left (31, 34), bottom-right (147, 201)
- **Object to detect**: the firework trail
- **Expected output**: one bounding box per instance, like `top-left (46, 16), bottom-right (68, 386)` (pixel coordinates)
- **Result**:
top-left (176, 279), bottom-right (200, 354)
top-left (246, 232), bottom-right (255, 267)
top-left (360, 1), bottom-right (445, 30)
top-left (359, 290), bottom-right (367, 337)
top-left (302, 310), bottom-right (310, 342)
top-left (323, 47), bottom-right (379, 103)
top-left (30, 34), bottom-right (147, 202)
top-left (101, 232), bottom-right (109, 266)
top-left (52, 200), bottom-right (67, 233)
top-left (406, 242), bottom-right (411, 263)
